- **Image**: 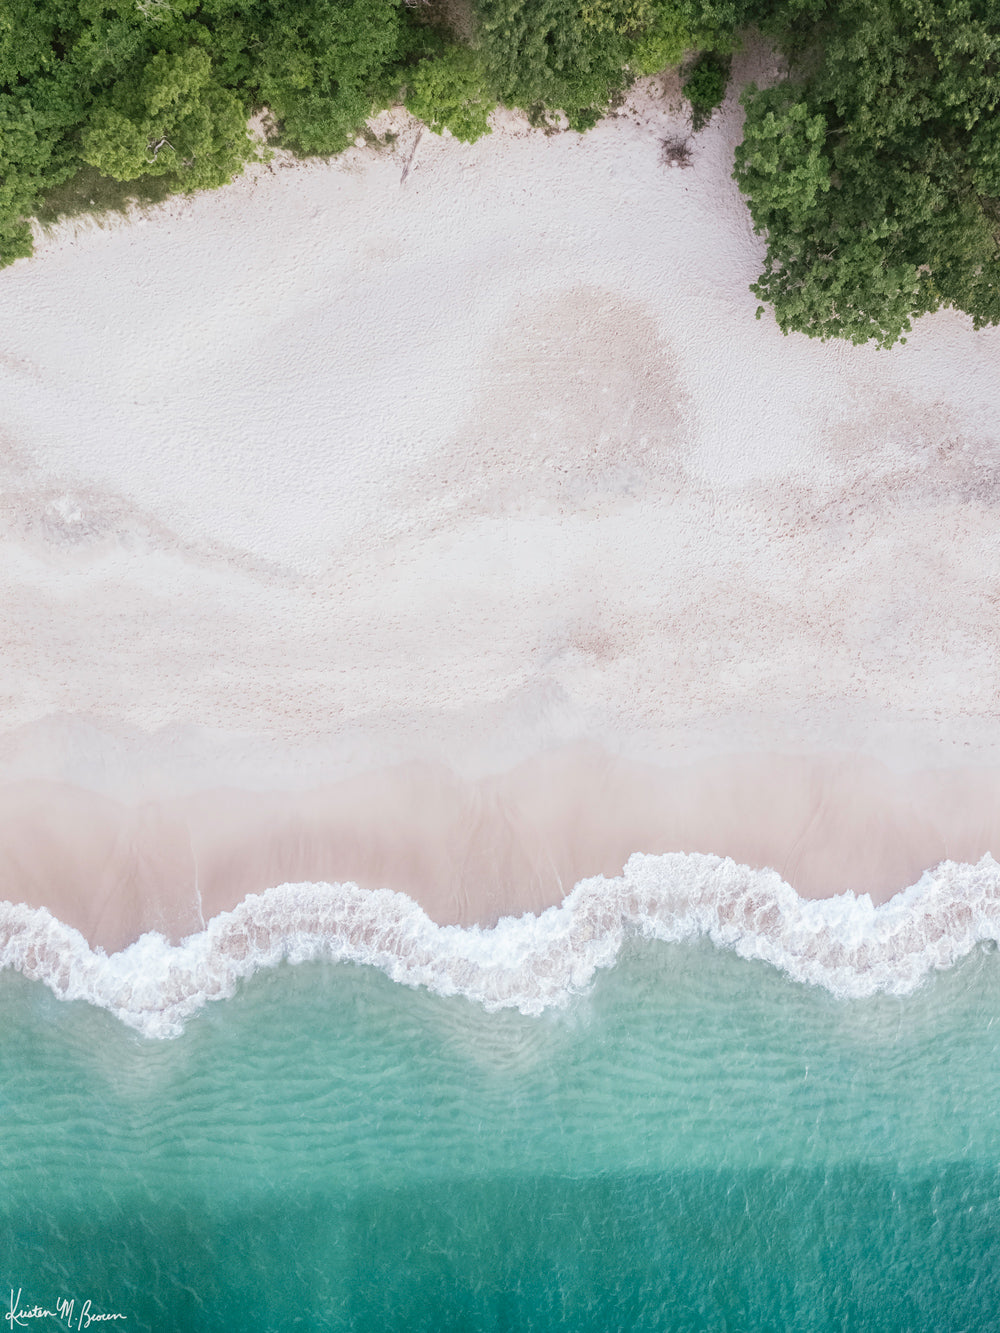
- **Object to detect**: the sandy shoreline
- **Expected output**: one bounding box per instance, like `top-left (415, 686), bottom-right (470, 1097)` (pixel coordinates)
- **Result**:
top-left (3, 746), bottom-right (999, 953)
top-left (0, 42), bottom-right (998, 959)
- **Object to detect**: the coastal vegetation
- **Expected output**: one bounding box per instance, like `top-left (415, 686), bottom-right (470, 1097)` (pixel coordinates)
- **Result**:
top-left (734, 0), bottom-right (1000, 347)
top-left (683, 49), bottom-right (731, 130)
top-left (1, 0), bottom-right (997, 347)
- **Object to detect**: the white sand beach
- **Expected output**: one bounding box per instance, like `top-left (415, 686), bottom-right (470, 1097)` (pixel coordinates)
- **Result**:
top-left (1, 42), bottom-right (999, 950)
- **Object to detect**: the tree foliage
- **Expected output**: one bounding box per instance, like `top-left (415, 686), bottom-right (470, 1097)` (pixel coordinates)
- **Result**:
top-left (0, 0), bottom-right (743, 268)
top-left (474, 0), bottom-right (632, 129)
top-left (253, 0), bottom-right (409, 155)
top-left (683, 49), bottom-right (730, 128)
top-left (2, 0), bottom-right (995, 355)
top-left (734, 0), bottom-right (1000, 346)
top-left (406, 47), bottom-right (497, 142)
top-left (80, 47), bottom-right (251, 187)
top-left (0, 0), bottom-right (431, 263)
top-left (473, 0), bottom-right (728, 128)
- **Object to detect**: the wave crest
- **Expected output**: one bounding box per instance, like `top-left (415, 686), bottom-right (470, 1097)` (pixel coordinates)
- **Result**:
top-left (2, 852), bottom-right (999, 1038)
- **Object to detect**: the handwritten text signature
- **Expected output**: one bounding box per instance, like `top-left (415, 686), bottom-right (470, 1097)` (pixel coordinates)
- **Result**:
top-left (7, 1290), bottom-right (126, 1330)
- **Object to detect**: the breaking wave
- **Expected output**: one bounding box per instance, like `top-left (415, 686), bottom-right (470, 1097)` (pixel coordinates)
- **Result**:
top-left (2, 851), bottom-right (1000, 1038)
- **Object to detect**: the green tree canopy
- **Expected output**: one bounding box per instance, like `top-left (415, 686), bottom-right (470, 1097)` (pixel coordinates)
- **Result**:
top-left (253, 0), bottom-right (407, 154)
top-left (734, 0), bottom-right (1000, 346)
top-left (406, 47), bottom-right (498, 142)
top-left (2, 0), bottom-right (996, 360)
top-left (0, 0), bottom-right (433, 261)
top-left (80, 46), bottom-right (252, 188)
top-left (474, 0), bottom-right (634, 129)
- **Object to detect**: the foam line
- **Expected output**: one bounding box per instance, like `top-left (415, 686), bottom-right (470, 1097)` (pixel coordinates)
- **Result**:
top-left (2, 851), bottom-right (999, 1038)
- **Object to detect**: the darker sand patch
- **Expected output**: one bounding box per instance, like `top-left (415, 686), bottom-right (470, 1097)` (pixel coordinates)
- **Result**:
top-left (397, 285), bottom-right (691, 528)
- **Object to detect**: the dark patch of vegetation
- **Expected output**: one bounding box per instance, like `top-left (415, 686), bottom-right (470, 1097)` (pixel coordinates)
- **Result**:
top-left (683, 50), bottom-right (729, 130)
top-left (34, 164), bottom-right (181, 228)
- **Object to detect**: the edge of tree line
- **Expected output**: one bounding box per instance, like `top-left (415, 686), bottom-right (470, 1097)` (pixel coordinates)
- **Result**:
top-left (2, 0), bottom-right (997, 348)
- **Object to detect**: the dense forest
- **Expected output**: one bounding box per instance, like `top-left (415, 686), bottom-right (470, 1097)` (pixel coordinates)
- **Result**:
top-left (1, 0), bottom-right (997, 346)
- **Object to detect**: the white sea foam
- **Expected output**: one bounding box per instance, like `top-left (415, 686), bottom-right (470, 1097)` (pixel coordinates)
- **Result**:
top-left (2, 851), bottom-right (999, 1038)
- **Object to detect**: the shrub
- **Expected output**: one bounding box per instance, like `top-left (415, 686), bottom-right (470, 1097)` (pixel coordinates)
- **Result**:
top-left (683, 49), bottom-right (729, 129)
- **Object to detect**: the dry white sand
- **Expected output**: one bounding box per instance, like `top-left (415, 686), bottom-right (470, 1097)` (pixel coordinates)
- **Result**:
top-left (0, 42), bottom-right (999, 946)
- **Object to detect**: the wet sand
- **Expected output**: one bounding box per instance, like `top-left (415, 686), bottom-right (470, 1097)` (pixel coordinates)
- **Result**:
top-left (3, 746), bottom-right (998, 952)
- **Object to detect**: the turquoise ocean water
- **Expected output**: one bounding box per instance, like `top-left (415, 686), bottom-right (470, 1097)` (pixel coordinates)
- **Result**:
top-left (3, 931), bottom-right (1000, 1332)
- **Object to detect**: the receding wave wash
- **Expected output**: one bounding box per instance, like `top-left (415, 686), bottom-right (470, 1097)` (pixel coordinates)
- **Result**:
top-left (3, 850), bottom-right (999, 1037)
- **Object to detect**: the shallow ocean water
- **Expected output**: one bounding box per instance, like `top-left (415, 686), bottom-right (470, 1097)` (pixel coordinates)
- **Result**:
top-left (3, 937), bottom-right (1000, 1331)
